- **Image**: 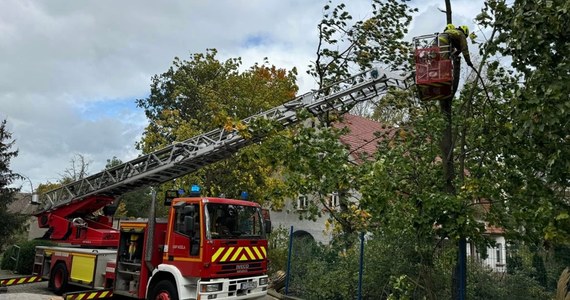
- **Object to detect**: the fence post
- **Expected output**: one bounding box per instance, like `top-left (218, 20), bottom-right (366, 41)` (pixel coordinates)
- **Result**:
top-left (285, 226), bottom-right (294, 295)
top-left (458, 237), bottom-right (467, 300)
top-left (358, 232), bottom-right (365, 300)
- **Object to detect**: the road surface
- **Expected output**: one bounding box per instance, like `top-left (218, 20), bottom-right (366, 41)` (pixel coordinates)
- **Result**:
top-left (0, 277), bottom-right (280, 299)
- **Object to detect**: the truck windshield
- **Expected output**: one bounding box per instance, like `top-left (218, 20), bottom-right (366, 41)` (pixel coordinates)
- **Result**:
top-left (205, 203), bottom-right (264, 239)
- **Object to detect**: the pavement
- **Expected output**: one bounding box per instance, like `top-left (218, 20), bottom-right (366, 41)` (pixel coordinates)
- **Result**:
top-left (1, 269), bottom-right (281, 299)
top-left (0, 269), bottom-right (59, 300)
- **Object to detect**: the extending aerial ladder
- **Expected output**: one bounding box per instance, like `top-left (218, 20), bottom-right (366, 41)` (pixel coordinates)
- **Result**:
top-left (34, 68), bottom-right (411, 247)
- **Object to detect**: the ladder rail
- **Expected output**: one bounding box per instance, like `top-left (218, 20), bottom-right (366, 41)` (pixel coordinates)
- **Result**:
top-left (38, 69), bottom-right (411, 213)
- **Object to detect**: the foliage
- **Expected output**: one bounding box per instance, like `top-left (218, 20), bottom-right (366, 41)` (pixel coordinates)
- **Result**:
top-left (0, 119), bottom-right (26, 251)
top-left (467, 261), bottom-right (551, 300)
top-left (309, 0), bottom-right (416, 87)
top-left (136, 49), bottom-right (298, 207)
top-left (506, 243), bottom-right (570, 292)
top-left (1, 240), bottom-right (56, 274)
top-left (274, 232), bottom-right (557, 300)
top-left (278, 0), bottom-right (569, 297)
top-left (0, 247), bottom-right (16, 270)
top-left (35, 182), bottom-right (62, 196)
top-left (267, 225), bottom-right (289, 276)
top-left (282, 225), bottom-right (454, 300)
top-left (474, 0), bottom-right (570, 244)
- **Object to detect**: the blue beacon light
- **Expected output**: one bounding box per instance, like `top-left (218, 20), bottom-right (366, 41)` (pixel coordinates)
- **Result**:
top-left (189, 184), bottom-right (201, 197)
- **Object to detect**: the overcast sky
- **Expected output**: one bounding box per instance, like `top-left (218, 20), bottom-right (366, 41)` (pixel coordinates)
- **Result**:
top-left (0, 0), bottom-right (484, 192)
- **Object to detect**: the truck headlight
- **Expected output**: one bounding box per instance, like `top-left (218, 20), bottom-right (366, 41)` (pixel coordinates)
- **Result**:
top-left (259, 277), bottom-right (269, 286)
top-left (201, 283), bottom-right (222, 293)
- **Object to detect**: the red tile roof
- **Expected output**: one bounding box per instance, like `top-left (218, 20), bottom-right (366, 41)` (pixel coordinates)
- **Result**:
top-left (334, 114), bottom-right (389, 163)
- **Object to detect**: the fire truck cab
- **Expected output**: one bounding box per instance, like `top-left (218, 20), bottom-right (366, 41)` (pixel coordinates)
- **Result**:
top-left (144, 196), bottom-right (270, 299)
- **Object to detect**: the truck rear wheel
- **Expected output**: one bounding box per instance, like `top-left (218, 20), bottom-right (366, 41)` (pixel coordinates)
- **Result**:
top-left (149, 279), bottom-right (178, 300)
top-left (49, 262), bottom-right (69, 295)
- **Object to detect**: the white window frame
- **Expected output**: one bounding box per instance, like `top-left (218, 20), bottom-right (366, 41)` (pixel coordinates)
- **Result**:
top-left (328, 192), bottom-right (340, 208)
top-left (496, 243), bottom-right (502, 264)
top-left (297, 195), bottom-right (308, 210)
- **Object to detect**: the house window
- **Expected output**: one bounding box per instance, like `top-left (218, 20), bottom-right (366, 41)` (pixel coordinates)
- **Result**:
top-left (297, 195), bottom-right (308, 210)
top-left (328, 192), bottom-right (340, 208)
top-left (496, 243), bottom-right (502, 264)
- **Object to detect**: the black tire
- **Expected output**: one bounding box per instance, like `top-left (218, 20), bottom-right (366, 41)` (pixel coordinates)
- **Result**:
top-left (49, 262), bottom-right (69, 295)
top-left (149, 279), bottom-right (179, 300)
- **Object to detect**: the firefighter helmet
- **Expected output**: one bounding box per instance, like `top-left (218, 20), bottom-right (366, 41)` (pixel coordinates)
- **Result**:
top-left (446, 24), bottom-right (456, 31)
top-left (459, 25), bottom-right (470, 35)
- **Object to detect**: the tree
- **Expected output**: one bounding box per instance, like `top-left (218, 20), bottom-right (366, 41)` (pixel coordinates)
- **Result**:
top-left (136, 49), bottom-right (298, 205)
top-left (60, 153), bottom-right (91, 183)
top-left (309, 0), bottom-right (416, 87)
top-left (0, 119), bottom-right (26, 250)
top-left (474, 0), bottom-right (570, 244)
top-left (266, 0), bottom-right (569, 297)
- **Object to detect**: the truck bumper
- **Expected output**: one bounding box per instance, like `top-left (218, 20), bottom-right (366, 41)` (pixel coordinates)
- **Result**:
top-left (197, 275), bottom-right (268, 299)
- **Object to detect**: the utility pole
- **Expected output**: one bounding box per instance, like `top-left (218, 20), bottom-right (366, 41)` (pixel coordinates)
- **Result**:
top-left (442, 1), bottom-right (466, 299)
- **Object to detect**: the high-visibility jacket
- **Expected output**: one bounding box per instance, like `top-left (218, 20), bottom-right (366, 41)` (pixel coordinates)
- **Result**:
top-left (439, 28), bottom-right (473, 66)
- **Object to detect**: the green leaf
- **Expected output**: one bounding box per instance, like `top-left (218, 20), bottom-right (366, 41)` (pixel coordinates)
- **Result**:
top-left (556, 212), bottom-right (569, 221)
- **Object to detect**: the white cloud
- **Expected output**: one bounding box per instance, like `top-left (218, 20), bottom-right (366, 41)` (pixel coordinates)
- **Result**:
top-left (0, 0), bottom-right (486, 192)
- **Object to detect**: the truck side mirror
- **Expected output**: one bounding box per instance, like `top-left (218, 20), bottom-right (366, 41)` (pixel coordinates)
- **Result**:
top-left (264, 220), bottom-right (272, 234)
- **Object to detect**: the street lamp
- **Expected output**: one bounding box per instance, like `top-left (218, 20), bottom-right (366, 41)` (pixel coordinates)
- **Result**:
top-left (22, 175), bottom-right (40, 205)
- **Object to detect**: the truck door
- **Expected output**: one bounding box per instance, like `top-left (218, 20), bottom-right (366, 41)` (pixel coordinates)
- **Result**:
top-left (169, 202), bottom-right (201, 259)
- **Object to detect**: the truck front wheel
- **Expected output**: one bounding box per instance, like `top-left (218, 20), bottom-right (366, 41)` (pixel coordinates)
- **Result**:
top-left (49, 262), bottom-right (68, 295)
top-left (149, 279), bottom-right (179, 300)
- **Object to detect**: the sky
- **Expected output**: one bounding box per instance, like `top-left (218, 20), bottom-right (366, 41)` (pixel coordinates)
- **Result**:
top-left (0, 0), bottom-right (485, 192)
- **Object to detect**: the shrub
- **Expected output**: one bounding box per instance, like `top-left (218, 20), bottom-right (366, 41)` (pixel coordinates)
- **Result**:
top-left (0, 246), bottom-right (18, 270)
top-left (0, 240), bottom-right (55, 274)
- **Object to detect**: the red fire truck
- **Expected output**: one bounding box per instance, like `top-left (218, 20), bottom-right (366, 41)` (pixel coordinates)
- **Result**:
top-left (33, 192), bottom-right (270, 299)
top-left (1, 68), bottom-right (410, 299)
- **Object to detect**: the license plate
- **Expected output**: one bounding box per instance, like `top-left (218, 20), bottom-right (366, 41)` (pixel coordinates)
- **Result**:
top-left (240, 282), bottom-right (257, 290)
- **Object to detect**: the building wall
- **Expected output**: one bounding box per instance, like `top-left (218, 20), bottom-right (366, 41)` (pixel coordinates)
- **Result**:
top-left (269, 194), bottom-right (333, 244)
top-left (467, 235), bottom-right (507, 272)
